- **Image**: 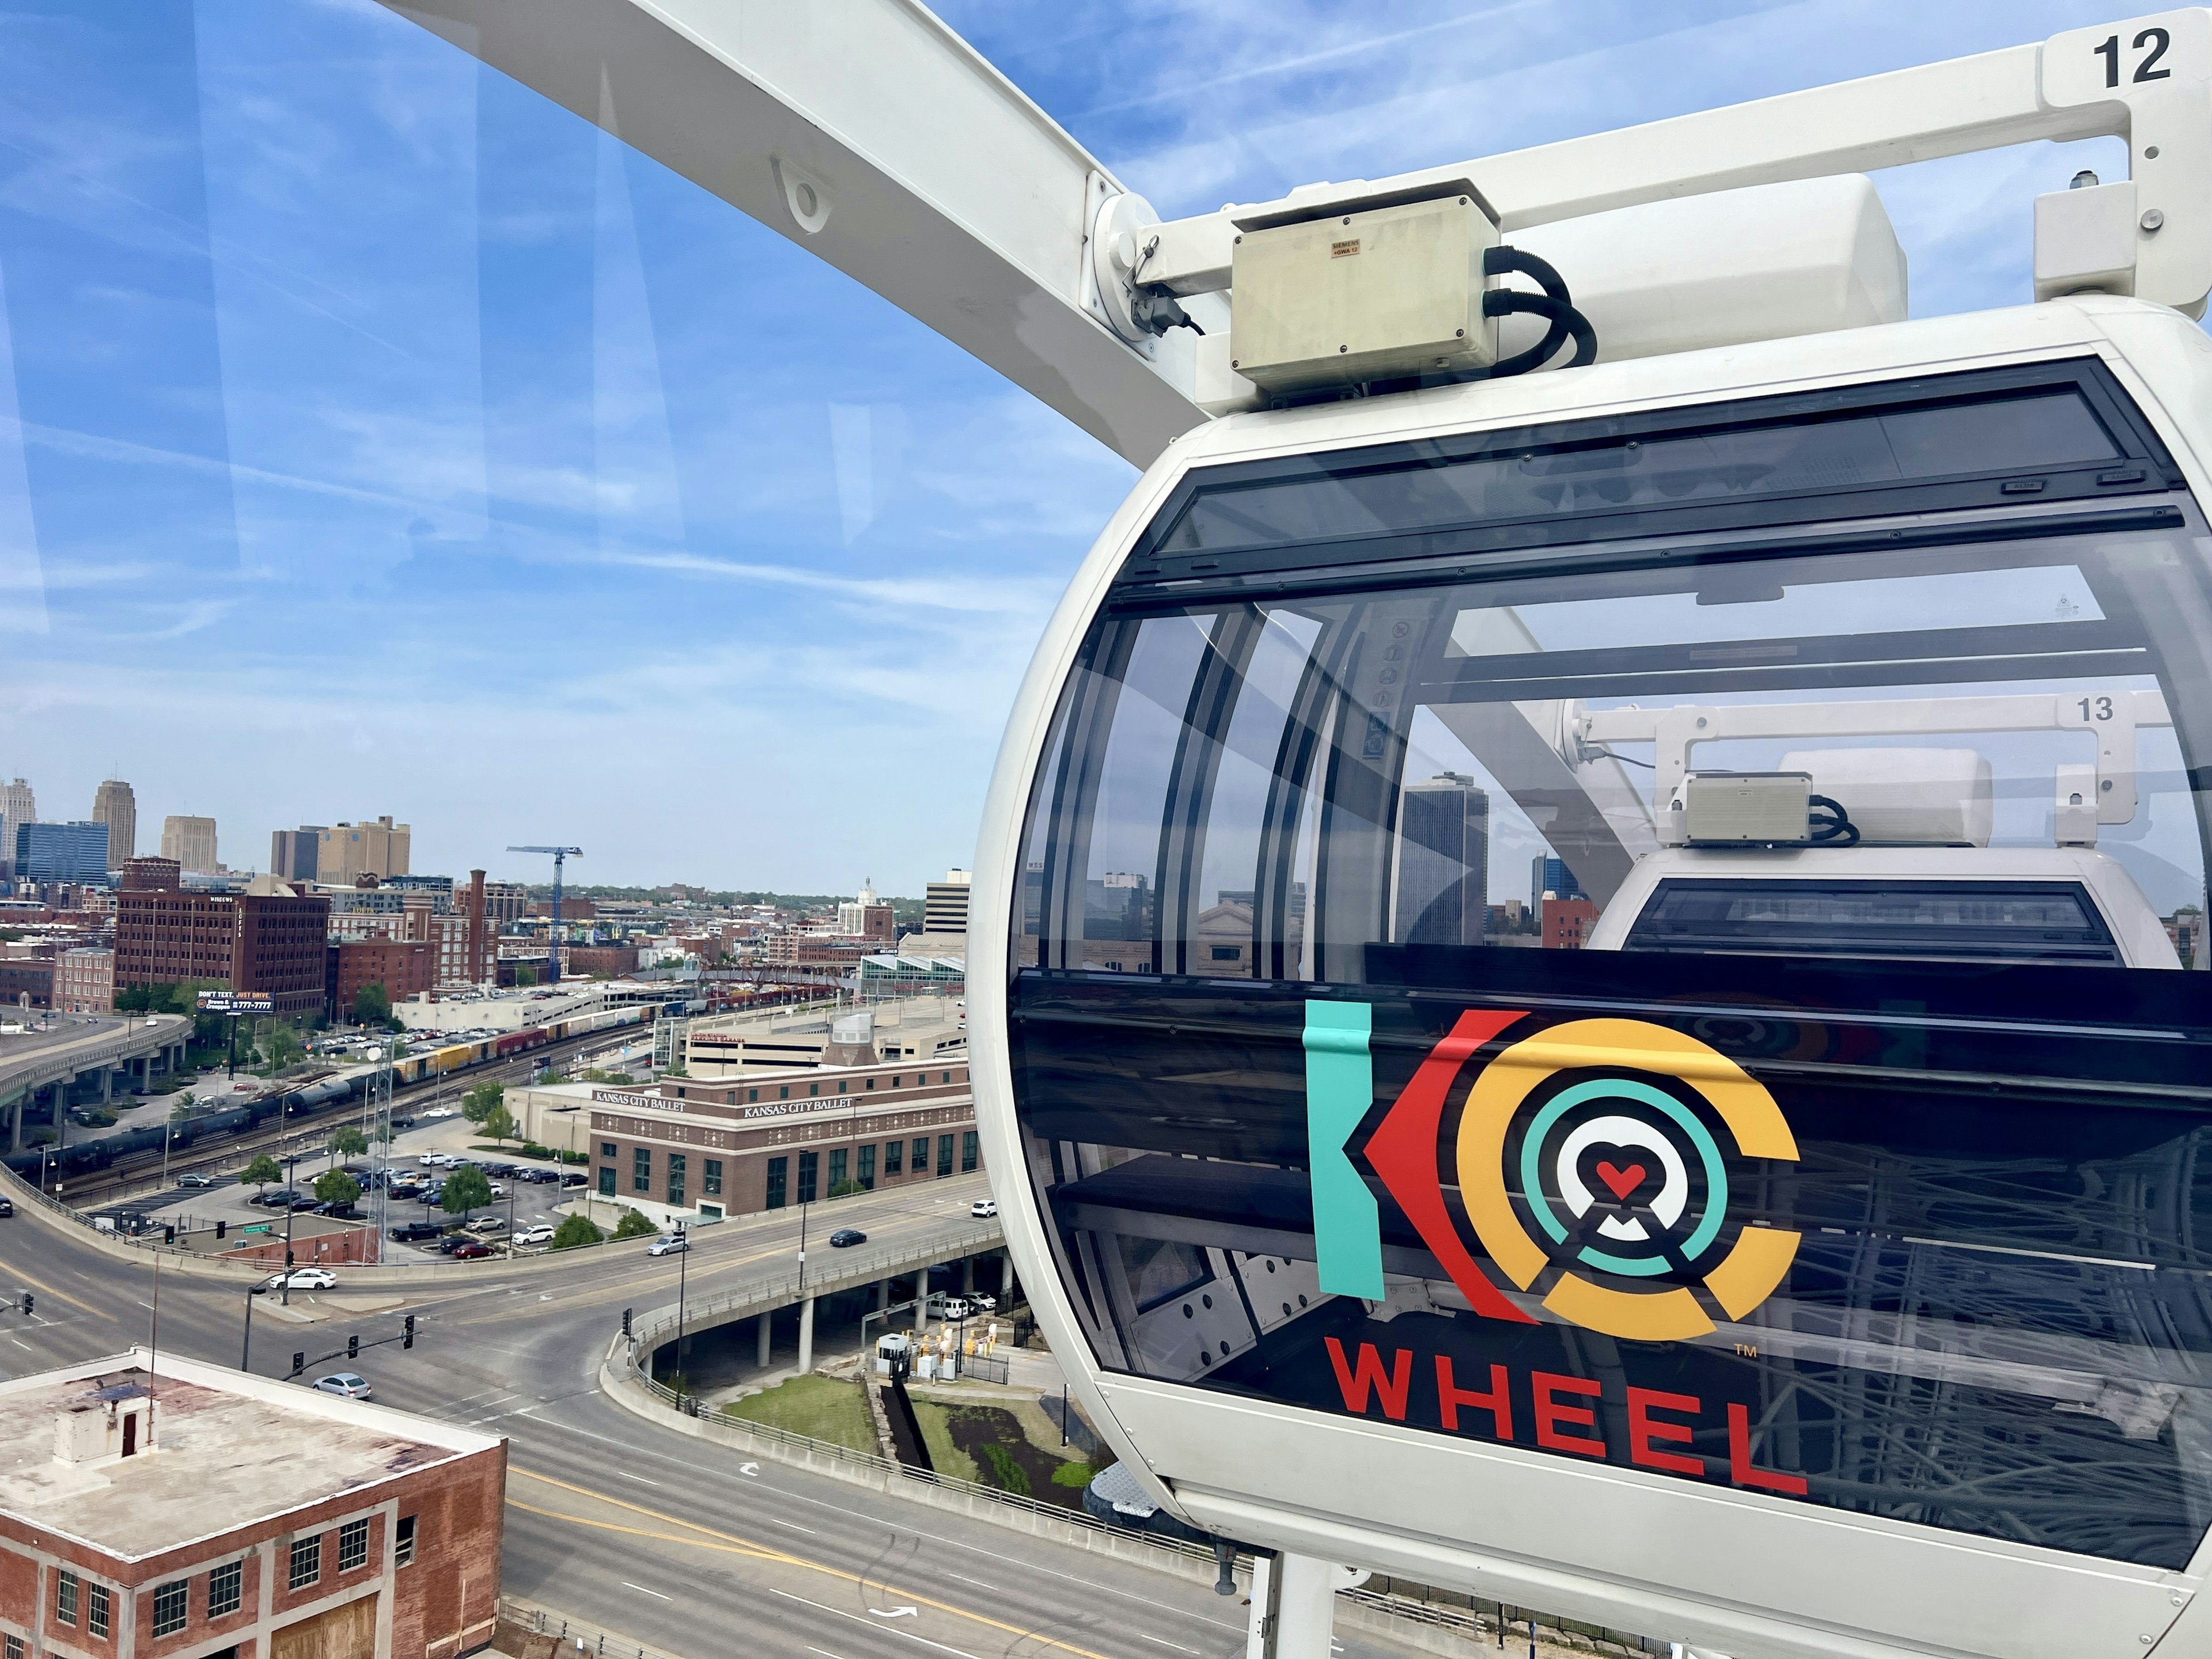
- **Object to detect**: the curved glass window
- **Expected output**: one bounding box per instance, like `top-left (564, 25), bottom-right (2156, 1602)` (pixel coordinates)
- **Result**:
top-left (1009, 363), bottom-right (2212, 1567)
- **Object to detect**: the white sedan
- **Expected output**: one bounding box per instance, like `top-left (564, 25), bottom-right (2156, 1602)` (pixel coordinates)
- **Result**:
top-left (263, 1267), bottom-right (338, 1291)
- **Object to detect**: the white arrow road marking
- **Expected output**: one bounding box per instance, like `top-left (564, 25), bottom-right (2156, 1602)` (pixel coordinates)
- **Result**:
top-left (768, 1591), bottom-right (976, 1659)
top-left (739, 1462), bottom-right (759, 1476)
top-left (870, 1607), bottom-right (919, 1619)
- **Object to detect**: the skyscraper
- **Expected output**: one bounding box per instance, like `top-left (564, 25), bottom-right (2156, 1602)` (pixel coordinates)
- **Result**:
top-left (271, 826), bottom-right (324, 882)
top-left (92, 778), bottom-right (136, 865)
top-left (1395, 774), bottom-right (1490, 946)
top-left (317, 816), bottom-right (411, 883)
top-left (0, 778), bottom-right (32, 878)
top-left (160, 815), bottom-right (219, 874)
top-left (1530, 853), bottom-right (1588, 911)
top-left (13, 821), bottom-right (109, 884)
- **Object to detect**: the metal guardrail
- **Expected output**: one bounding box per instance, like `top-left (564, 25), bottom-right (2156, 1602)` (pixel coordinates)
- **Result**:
top-left (497, 1597), bottom-right (688, 1659)
top-left (627, 1223), bottom-right (1008, 1349)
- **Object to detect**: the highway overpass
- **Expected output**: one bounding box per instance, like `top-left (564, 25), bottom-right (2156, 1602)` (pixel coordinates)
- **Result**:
top-left (0, 1013), bottom-right (191, 1150)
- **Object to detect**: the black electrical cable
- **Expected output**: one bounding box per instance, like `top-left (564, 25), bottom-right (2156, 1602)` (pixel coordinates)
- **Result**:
top-left (1480, 244), bottom-right (1598, 376)
top-left (1807, 794), bottom-right (1861, 847)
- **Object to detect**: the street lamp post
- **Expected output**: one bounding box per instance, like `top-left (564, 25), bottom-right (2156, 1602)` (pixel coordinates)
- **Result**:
top-left (280, 1153), bottom-right (301, 1306)
top-left (673, 1222), bottom-right (690, 1410)
top-left (241, 1285), bottom-right (264, 1369)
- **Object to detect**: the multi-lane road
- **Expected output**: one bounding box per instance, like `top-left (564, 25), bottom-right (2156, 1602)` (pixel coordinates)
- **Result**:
top-left (0, 1173), bottom-right (1422, 1659)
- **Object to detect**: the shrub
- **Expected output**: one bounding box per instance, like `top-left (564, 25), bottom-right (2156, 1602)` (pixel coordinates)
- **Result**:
top-left (313, 1169), bottom-right (360, 1208)
top-left (980, 1443), bottom-right (1031, 1497)
top-left (1050, 1461), bottom-right (1096, 1488)
top-left (612, 1209), bottom-right (657, 1241)
top-left (551, 1213), bottom-right (604, 1251)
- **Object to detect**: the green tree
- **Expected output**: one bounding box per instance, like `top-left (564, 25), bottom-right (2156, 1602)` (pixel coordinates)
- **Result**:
top-left (461, 1082), bottom-right (504, 1126)
top-left (312, 1169), bottom-right (361, 1210)
top-left (168, 1096), bottom-right (196, 1125)
top-left (612, 1208), bottom-right (657, 1241)
top-left (483, 1104), bottom-right (517, 1146)
top-left (352, 981), bottom-right (392, 1028)
top-left (441, 1165), bottom-right (493, 1219)
top-left (263, 1020), bottom-right (304, 1071)
top-left (241, 1154), bottom-right (283, 1194)
top-left (327, 1125), bottom-right (368, 1171)
top-left (551, 1213), bottom-right (604, 1251)
top-left (514, 964), bottom-right (538, 987)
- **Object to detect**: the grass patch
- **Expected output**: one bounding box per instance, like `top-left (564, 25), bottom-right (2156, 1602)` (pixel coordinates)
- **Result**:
top-left (1050, 1461), bottom-right (1096, 1488)
top-left (908, 1400), bottom-right (978, 1483)
top-left (979, 1442), bottom-right (1031, 1496)
top-left (721, 1374), bottom-right (877, 1455)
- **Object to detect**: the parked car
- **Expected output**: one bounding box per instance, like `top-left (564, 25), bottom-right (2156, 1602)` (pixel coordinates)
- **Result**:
top-left (285, 1194), bottom-right (320, 1211)
top-left (388, 1183), bottom-right (424, 1200)
top-left (969, 1293), bottom-right (998, 1312)
top-left (420, 1106), bottom-right (459, 1120)
top-left (830, 1228), bottom-right (868, 1248)
top-left (970, 1199), bottom-right (998, 1218)
top-left (449, 1240), bottom-right (495, 1260)
top-left (176, 1172), bottom-right (217, 1189)
top-left (312, 1372), bottom-right (373, 1400)
top-left (250, 1189), bottom-right (301, 1208)
top-left (435, 1233), bottom-right (475, 1255)
top-left (645, 1234), bottom-right (688, 1257)
top-left (264, 1267), bottom-right (338, 1291)
top-left (467, 1215), bottom-right (507, 1234)
top-left (312, 1202), bottom-right (359, 1219)
top-left (486, 1183), bottom-right (507, 1199)
top-left (940, 1297), bottom-right (975, 1320)
top-left (559, 1173), bottom-right (587, 1188)
top-left (480, 1161), bottom-right (517, 1177)
top-left (513, 1222), bottom-right (556, 1247)
top-left (527, 1168), bottom-right (562, 1184)
top-left (389, 1115), bottom-right (415, 1129)
top-left (388, 1221), bottom-right (442, 1242)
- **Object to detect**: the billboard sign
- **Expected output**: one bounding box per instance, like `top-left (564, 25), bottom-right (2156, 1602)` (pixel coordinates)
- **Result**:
top-left (197, 993), bottom-right (275, 1016)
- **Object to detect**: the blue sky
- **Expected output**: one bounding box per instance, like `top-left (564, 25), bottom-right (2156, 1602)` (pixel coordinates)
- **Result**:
top-left (0, 0), bottom-right (2152, 891)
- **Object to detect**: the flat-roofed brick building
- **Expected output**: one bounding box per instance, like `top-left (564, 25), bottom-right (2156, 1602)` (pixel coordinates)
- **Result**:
top-left (0, 1348), bottom-right (504, 1659)
top-left (590, 1056), bottom-right (978, 1224)
top-left (114, 865), bottom-right (329, 1017)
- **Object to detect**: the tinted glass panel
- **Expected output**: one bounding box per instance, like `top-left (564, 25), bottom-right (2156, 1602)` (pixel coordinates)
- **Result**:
top-left (1156, 391), bottom-right (2123, 555)
top-left (1622, 878), bottom-right (2120, 963)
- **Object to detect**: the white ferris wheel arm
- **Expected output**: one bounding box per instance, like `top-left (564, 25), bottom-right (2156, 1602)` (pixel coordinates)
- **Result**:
top-left (380, 0), bottom-right (1207, 465)
top-left (1143, 9), bottom-right (2212, 317)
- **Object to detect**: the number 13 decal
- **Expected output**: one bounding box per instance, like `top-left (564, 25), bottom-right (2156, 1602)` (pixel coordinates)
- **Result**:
top-left (2095, 26), bottom-right (2173, 87)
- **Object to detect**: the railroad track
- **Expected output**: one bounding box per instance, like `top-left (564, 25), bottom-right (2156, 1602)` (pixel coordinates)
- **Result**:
top-left (51, 1025), bottom-right (631, 1206)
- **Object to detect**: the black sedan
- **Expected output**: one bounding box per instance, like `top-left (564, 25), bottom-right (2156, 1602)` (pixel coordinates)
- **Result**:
top-left (829, 1228), bottom-right (868, 1248)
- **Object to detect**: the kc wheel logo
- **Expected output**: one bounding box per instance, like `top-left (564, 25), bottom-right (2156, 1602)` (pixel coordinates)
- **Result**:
top-left (1306, 1004), bottom-right (1801, 1341)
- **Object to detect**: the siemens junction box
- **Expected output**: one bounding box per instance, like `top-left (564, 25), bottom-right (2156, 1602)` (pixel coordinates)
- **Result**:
top-left (1681, 771), bottom-right (1812, 845)
top-left (1229, 195), bottom-right (1498, 391)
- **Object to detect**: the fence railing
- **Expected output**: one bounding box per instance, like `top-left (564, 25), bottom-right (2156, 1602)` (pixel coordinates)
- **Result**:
top-left (623, 1326), bottom-right (1663, 1658)
top-left (498, 1597), bottom-right (688, 1659)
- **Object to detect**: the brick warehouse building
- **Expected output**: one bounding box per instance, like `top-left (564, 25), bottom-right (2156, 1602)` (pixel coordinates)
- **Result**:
top-left (589, 1056), bottom-right (978, 1222)
top-left (113, 865), bottom-right (329, 1018)
top-left (328, 939), bottom-right (435, 1018)
top-left (0, 1349), bottom-right (503, 1659)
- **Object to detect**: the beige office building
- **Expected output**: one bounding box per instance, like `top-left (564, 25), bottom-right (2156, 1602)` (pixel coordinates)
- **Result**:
top-left (319, 816), bottom-right (412, 883)
top-left (159, 814), bottom-right (218, 874)
top-left (91, 778), bottom-right (135, 865)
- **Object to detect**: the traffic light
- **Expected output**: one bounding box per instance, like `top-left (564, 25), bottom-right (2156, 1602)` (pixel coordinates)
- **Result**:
top-left (290, 1352), bottom-right (304, 1377)
top-left (162, 1224), bottom-right (175, 1245)
top-left (347, 1334), bottom-right (359, 1360)
top-left (402, 1315), bottom-right (415, 1350)
top-left (622, 1307), bottom-right (632, 1338)
top-left (215, 1220), bottom-right (226, 1241)
top-left (17, 1293), bottom-right (30, 1318)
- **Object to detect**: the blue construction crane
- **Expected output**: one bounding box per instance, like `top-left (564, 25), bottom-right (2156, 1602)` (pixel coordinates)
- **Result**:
top-left (507, 844), bottom-right (582, 986)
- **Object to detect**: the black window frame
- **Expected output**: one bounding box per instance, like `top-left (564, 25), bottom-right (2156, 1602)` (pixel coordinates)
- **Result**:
top-left (338, 1516), bottom-right (370, 1573)
top-left (884, 1139), bottom-right (903, 1175)
top-left (961, 1130), bottom-right (979, 1173)
top-left (766, 1156), bottom-right (787, 1209)
top-left (88, 1583), bottom-right (109, 1640)
top-left (631, 1146), bottom-right (651, 1194)
top-left (797, 1150), bottom-right (818, 1205)
top-left (207, 1559), bottom-right (243, 1618)
top-left (151, 1578), bottom-right (189, 1637)
top-left (703, 1158), bottom-right (723, 1196)
top-left (289, 1535), bottom-right (321, 1591)
top-left (395, 1515), bottom-right (417, 1568)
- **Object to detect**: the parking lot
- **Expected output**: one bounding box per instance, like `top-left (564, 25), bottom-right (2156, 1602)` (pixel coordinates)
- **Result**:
top-left (103, 1110), bottom-right (601, 1260)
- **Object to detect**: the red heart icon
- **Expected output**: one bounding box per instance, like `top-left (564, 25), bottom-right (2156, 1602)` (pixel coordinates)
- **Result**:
top-left (1595, 1160), bottom-right (1646, 1200)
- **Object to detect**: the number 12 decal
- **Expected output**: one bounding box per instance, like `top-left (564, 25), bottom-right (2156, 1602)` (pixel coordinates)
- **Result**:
top-left (2095, 26), bottom-right (2173, 88)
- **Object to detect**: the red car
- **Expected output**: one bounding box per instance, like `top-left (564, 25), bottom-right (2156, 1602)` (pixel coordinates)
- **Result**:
top-left (449, 1240), bottom-right (497, 1260)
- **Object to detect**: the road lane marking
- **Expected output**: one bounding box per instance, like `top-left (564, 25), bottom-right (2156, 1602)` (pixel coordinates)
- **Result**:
top-left (619, 1583), bottom-right (671, 1600)
top-left (503, 1410), bottom-right (1240, 1631)
top-left (508, 1469), bottom-right (1113, 1659)
top-left (1137, 1637), bottom-right (1199, 1654)
top-left (618, 1471), bottom-right (662, 1486)
top-left (805, 1649), bottom-right (855, 1659)
top-left (0, 1257), bottom-right (119, 1323)
top-left (943, 1574), bottom-right (1002, 1593)
top-left (767, 1589), bottom-right (977, 1659)
top-left (766, 1517), bottom-right (816, 1533)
